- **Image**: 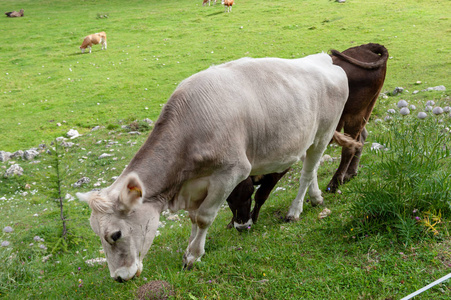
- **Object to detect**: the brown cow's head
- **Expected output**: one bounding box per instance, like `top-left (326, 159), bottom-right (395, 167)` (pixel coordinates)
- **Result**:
top-left (76, 172), bottom-right (160, 282)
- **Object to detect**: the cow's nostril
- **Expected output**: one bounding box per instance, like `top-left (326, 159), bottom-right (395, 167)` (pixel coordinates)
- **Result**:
top-left (115, 276), bottom-right (124, 283)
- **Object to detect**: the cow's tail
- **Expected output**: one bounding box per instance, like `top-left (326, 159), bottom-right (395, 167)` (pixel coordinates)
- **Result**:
top-left (332, 131), bottom-right (362, 153)
top-left (330, 43), bottom-right (389, 70)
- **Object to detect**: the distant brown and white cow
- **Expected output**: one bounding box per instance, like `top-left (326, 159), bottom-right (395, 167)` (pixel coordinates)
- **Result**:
top-left (223, 0), bottom-right (234, 12)
top-left (80, 32), bottom-right (107, 54)
top-left (5, 9), bottom-right (24, 17)
top-left (326, 43), bottom-right (388, 193)
top-left (77, 53), bottom-right (349, 281)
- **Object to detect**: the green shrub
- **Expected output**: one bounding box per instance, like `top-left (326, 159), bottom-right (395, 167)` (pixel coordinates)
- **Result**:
top-left (346, 114), bottom-right (451, 246)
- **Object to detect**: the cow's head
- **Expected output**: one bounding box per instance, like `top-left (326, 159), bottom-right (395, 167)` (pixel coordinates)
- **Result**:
top-left (76, 172), bottom-right (160, 282)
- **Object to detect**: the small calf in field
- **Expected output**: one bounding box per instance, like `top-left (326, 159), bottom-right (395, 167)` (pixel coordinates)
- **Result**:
top-left (80, 32), bottom-right (107, 54)
top-left (223, 0), bottom-right (234, 12)
top-left (5, 9), bottom-right (24, 17)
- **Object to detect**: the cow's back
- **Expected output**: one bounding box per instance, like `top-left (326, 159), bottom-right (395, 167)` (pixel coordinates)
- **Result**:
top-left (160, 53), bottom-right (348, 175)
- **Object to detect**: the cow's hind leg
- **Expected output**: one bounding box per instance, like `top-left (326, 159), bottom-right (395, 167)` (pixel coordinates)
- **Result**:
top-left (183, 164), bottom-right (250, 270)
top-left (343, 127), bottom-right (367, 182)
top-left (251, 169), bottom-right (289, 224)
top-left (286, 146), bottom-right (324, 222)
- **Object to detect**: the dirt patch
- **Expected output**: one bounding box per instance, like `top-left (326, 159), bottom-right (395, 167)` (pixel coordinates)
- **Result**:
top-left (137, 280), bottom-right (174, 300)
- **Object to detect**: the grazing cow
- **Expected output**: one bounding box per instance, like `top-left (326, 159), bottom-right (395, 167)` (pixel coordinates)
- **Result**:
top-left (203, 0), bottom-right (217, 6)
top-left (80, 32), bottom-right (107, 54)
top-left (5, 9), bottom-right (24, 17)
top-left (77, 53), bottom-right (349, 281)
top-left (223, 0), bottom-right (234, 12)
top-left (227, 131), bottom-right (362, 231)
top-left (326, 43), bottom-right (388, 193)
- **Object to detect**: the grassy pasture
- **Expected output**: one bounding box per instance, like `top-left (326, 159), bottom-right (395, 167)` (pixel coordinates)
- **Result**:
top-left (0, 0), bottom-right (451, 299)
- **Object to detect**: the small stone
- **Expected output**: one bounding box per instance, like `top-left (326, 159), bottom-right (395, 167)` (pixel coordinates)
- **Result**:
top-left (24, 149), bottom-right (39, 160)
top-left (73, 177), bottom-right (91, 188)
top-left (426, 100), bottom-right (436, 106)
top-left (397, 100), bottom-right (408, 108)
top-left (0, 151), bottom-right (11, 162)
top-left (391, 87), bottom-right (404, 96)
top-left (384, 115), bottom-right (392, 121)
top-left (425, 105), bottom-right (433, 112)
top-left (433, 107), bottom-right (444, 115)
top-left (1, 241), bottom-right (10, 247)
top-left (318, 208), bottom-right (332, 219)
top-left (409, 104), bottom-right (417, 110)
top-left (98, 153), bottom-right (113, 159)
top-left (4, 164), bottom-right (24, 177)
top-left (400, 107), bottom-right (410, 115)
top-left (67, 129), bottom-right (80, 139)
top-left (417, 112), bottom-right (428, 119)
top-left (166, 214), bottom-right (180, 221)
top-left (387, 109), bottom-right (396, 114)
top-left (3, 226), bottom-right (13, 233)
top-left (443, 106), bottom-right (450, 113)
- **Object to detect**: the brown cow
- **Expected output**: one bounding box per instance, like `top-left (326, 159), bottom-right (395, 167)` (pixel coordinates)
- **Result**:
top-left (5, 9), bottom-right (24, 17)
top-left (326, 43), bottom-right (388, 193)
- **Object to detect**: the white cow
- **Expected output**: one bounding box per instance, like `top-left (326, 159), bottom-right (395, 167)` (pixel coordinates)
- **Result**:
top-left (77, 53), bottom-right (349, 281)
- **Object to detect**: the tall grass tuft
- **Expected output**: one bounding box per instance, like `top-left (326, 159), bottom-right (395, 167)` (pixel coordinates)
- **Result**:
top-left (346, 115), bottom-right (451, 246)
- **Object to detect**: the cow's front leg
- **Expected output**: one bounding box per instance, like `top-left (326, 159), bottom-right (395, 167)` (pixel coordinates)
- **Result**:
top-left (183, 166), bottom-right (250, 269)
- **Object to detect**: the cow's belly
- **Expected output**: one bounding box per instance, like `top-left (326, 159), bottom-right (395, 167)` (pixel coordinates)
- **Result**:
top-left (249, 153), bottom-right (303, 175)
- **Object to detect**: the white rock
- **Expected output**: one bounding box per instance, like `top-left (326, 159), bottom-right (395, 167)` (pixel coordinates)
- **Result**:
top-left (397, 100), bottom-right (408, 108)
top-left (167, 214), bottom-right (180, 221)
top-left (321, 154), bottom-right (333, 164)
top-left (3, 226), bottom-right (13, 233)
top-left (409, 104), bottom-right (417, 110)
top-left (4, 164), bottom-right (24, 177)
top-left (318, 208), bottom-right (331, 219)
top-left (384, 116), bottom-right (392, 121)
top-left (73, 177), bottom-right (91, 187)
top-left (371, 143), bottom-right (386, 151)
top-left (433, 107), bottom-right (444, 115)
top-left (1, 241), bottom-right (10, 247)
top-left (67, 129), bottom-right (80, 139)
top-left (98, 153), bottom-right (113, 159)
top-left (443, 106), bottom-right (450, 113)
top-left (426, 100), bottom-right (436, 106)
top-left (417, 112), bottom-right (428, 119)
top-left (387, 109), bottom-right (396, 114)
top-left (425, 105), bottom-right (433, 112)
top-left (400, 107), bottom-right (410, 115)
top-left (24, 149), bottom-right (39, 160)
top-left (85, 257), bottom-right (107, 266)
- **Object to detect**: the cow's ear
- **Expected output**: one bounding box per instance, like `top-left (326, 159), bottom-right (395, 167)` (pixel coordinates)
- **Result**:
top-left (119, 172), bottom-right (145, 212)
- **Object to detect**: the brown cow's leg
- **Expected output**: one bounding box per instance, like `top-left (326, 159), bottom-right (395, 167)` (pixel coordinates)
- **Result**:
top-left (226, 177), bottom-right (254, 230)
top-left (251, 169), bottom-right (289, 223)
top-left (343, 127), bottom-right (368, 182)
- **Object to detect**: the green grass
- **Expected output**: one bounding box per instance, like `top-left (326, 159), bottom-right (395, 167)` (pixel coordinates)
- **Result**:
top-left (1, 0), bottom-right (451, 299)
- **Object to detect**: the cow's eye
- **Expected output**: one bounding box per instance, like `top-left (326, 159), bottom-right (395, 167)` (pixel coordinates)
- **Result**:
top-left (111, 231), bottom-right (122, 242)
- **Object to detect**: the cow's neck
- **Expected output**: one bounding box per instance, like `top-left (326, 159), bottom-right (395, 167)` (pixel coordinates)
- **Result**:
top-left (119, 118), bottom-right (191, 203)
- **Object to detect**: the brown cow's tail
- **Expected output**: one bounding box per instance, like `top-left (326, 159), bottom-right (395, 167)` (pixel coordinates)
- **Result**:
top-left (330, 43), bottom-right (389, 70)
top-left (332, 131), bottom-right (362, 153)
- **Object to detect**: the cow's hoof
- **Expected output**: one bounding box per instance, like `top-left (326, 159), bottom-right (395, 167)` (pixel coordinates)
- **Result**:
top-left (285, 216), bottom-right (300, 223)
top-left (226, 221), bottom-right (233, 229)
top-left (325, 185), bottom-right (338, 193)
